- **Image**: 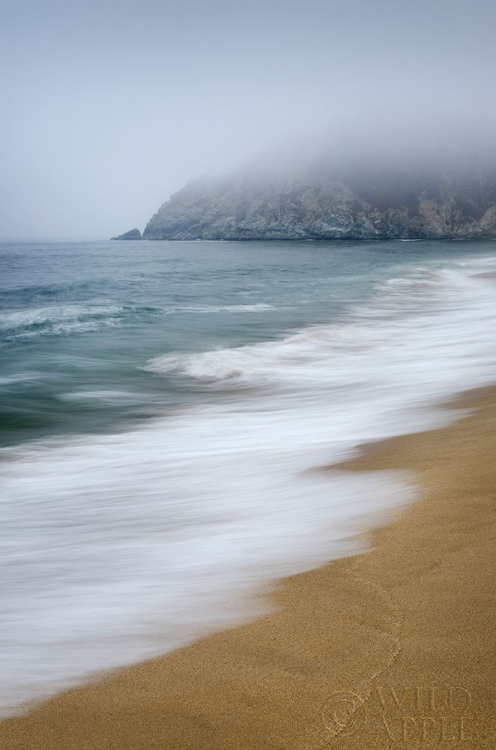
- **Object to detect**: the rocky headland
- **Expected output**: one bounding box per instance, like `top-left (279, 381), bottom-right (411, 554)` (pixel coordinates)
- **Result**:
top-left (133, 146), bottom-right (496, 241)
top-left (111, 228), bottom-right (142, 240)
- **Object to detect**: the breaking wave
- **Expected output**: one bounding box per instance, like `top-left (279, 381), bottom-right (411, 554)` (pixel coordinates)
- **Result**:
top-left (0, 304), bottom-right (156, 339)
top-left (1, 249), bottom-right (496, 716)
top-left (146, 265), bottom-right (496, 390)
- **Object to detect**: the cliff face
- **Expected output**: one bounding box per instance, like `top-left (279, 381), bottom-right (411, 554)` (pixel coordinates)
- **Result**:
top-left (143, 163), bottom-right (496, 241)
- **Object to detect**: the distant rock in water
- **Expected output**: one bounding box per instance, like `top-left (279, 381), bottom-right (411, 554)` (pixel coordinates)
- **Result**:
top-left (143, 155), bottom-right (496, 241)
top-left (111, 228), bottom-right (142, 240)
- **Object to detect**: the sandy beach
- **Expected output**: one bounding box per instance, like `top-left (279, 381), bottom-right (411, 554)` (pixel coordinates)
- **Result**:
top-left (0, 388), bottom-right (495, 749)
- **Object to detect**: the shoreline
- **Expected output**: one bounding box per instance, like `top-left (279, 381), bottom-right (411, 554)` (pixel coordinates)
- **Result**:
top-left (0, 388), bottom-right (495, 748)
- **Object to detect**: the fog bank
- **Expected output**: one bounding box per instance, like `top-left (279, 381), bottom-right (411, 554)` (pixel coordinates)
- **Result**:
top-left (1, 0), bottom-right (495, 240)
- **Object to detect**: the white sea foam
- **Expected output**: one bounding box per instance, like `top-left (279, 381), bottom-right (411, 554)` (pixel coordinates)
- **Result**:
top-left (146, 267), bottom-right (496, 389)
top-left (0, 302), bottom-right (274, 340)
top-left (1, 257), bottom-right (495, 716)
top-left (0, 304), bottom-right (131, 338)
top-left (0, 305), bottom-right (122, 328)
top-left (0, 373), bottom-right (46, 386)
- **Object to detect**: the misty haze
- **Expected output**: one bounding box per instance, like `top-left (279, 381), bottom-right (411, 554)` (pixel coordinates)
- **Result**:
top-left (1, 0), bottom-right (496, 240)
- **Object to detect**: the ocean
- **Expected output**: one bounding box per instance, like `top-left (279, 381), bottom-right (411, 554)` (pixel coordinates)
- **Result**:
top-left (1, 238), bottom-right (496, 715)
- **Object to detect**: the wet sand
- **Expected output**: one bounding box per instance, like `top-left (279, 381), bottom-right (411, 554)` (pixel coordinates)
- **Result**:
top-left (0, 389), bottom-right (495, 749)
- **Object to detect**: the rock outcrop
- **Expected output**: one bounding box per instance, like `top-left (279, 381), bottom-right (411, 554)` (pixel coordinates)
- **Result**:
top-left (142, 160), bottom-right (496, 241)
top-left (111, 228), bottom-right (142, 240)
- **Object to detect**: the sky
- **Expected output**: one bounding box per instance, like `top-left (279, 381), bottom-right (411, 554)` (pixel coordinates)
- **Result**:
top-left (0, 0), bottom-right (495, 240)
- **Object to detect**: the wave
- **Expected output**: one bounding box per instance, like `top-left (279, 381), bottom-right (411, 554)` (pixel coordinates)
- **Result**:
top-left (0, 303), bottom-right (158, 339)
top-left (1, 255), bottom-right (496, 715)
top-left (146, 265), bottom-right (496, 388)
top-left (0, 302), bottom-right (274, 341)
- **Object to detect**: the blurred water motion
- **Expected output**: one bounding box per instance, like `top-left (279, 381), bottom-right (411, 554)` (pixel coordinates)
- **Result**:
top-left (1, 239), bottom-right (496, 714)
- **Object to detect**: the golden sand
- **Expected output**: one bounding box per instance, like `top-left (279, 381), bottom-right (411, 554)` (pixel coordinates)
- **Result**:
top-left (0, 389), bottom-right (495, 749)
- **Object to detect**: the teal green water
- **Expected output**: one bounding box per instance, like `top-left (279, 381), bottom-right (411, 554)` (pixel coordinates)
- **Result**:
top-left (2, 239), bottom-right (494, 446)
